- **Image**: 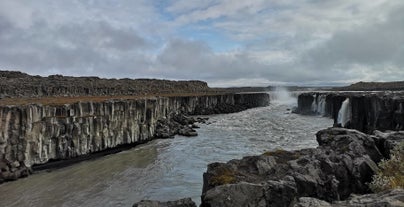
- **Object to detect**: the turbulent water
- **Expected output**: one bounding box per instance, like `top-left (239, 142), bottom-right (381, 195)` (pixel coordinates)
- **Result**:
top-left (0, 92), bottom-right (333, 207)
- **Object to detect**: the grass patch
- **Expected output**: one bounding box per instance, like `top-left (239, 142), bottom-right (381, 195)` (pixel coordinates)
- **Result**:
top-left (369, 141), bottom-right (404, 192)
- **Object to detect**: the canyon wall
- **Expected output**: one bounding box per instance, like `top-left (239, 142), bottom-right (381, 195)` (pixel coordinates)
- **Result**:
top-left (296, 92), bottom-right (404, 133)
top-left (0, 93), bottom-right (270, 182)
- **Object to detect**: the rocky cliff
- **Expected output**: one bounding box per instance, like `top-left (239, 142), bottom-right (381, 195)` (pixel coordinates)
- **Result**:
top-left (200, 127), bottom-right (404, 207)
top-left (296, 92), bottom-right (404, 133)
top-left (0, 93), bottom-right (270, 183)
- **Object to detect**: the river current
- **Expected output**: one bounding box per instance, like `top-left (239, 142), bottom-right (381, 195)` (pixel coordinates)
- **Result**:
top-left (0, 92), bottom-right (333, 207)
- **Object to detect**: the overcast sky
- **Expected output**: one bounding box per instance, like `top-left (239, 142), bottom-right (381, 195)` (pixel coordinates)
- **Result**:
top-left (1, 0), bottom-right (403, 87)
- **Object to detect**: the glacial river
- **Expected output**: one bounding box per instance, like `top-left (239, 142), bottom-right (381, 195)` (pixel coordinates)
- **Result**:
top-left (0, 93), bottom-right (333, 207)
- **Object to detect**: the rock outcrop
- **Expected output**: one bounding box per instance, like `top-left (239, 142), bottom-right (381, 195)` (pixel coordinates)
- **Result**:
top-left (133, 198), bottom-right (196, 207)
top-left (293, 188), bottom-right (404, 207)
top-left (200, 127), bottom-right (404, 207)
top-left (296, 92), bottom-right (404, 133)
top-left (0, 93), bottom-right (270, 183)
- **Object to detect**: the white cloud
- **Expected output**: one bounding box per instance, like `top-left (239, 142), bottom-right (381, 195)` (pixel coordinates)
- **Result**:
top-left (0, 0), bottom-right (403, 86)
top-left (0, 1), bottom-right (34, 29)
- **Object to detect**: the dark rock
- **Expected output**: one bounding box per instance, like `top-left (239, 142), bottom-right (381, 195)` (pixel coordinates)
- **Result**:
top-left (178, 127), bottom-right (198, 137)
top-left (201, 182), bottom-right (266, 207)
top-left (373, 130), bottom-right (404, 158)
top-left (133, 198), bottom-right (196, 207)
top-left (292, 197), bottom-right (332, 207)
top-left (292, 189), bottom-right (404, 207)
top-left (334, 188), bottom-right (404, 207)
top-left (201, 127), bottom-right (399, 207)
top-left (191, 124), bottom-right (200, 129)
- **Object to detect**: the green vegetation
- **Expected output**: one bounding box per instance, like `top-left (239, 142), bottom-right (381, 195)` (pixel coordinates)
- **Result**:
top-left (369, 142), bottom-right (404, 192)
top-left (210, 167), bottom-right (236, 185)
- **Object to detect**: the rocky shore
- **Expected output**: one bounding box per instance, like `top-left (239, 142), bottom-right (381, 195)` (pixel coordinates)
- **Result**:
top-left (199, 128), bottom-right (403, 207)
top-left (132, 127), bottom-right (403, 207)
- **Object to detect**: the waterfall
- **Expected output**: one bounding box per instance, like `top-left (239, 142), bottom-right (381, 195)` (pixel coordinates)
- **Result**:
top-left (337, 98), bottom-right (351, 127)
top-left (311, 94), bottom-right (327, 116)
top-left (311, 94), bottom-right (317, 112)
top-left (317, 94), bottom-right (327, 115)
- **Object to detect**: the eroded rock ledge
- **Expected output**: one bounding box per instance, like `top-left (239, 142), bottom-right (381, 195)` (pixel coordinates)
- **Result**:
top-left (0, 93), bottom-right (270, 183)
top-left (200, 127), bottom-right (404, 207)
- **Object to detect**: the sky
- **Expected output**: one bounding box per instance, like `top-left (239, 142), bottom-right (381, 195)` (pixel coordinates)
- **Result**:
top-left (0, 0), bottom-right (403, 87)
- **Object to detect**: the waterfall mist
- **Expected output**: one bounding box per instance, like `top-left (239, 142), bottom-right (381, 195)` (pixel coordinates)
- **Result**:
top-left (271, 87), bottom-right (297, 106)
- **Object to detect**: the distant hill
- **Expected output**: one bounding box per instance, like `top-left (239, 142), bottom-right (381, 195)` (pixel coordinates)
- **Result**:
top-left (336, 81), bottom-right (404, 91)
top-left (0, 70), bottom-right (211, 98)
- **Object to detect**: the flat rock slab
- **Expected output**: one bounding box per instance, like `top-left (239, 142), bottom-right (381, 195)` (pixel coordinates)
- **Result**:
top-left (133, 198), bottom-right (196, 207)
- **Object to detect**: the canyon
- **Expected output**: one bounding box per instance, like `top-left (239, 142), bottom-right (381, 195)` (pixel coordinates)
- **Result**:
top-left (195, 91), bottom-right (404, 207)
top-left (0, 72), bottom-right (271, 184)
top-left (1, 72), bottom-right (403, 207)
top-left (0, 93), bottom-right (270, 183)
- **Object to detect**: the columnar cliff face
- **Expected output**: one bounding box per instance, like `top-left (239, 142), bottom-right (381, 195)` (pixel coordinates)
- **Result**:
top-left (296, 92), bottom-right (404, 133)
top-left (0, 93), bottom-right (270, 183)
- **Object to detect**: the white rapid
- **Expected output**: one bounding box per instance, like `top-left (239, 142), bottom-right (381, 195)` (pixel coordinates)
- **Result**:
top-left (337, 98), bottom-right (351, 127)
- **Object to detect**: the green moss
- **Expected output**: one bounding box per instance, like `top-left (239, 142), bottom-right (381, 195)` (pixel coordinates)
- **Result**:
top-left (210, 168), bottom-right (236, 185)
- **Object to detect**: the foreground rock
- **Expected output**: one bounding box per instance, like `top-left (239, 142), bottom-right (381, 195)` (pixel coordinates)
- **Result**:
top-left (293, 188), bottom-right (404, 207)
top-left (201, 127), bottom-right (404, 207)
top-left (133, 198), bottom-right (196, 207)
top-left (0, 93), bottom-right (270, 184)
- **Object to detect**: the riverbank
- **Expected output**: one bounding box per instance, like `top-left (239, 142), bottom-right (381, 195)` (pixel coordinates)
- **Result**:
top-left (133, 127), bottom-right (403, 207)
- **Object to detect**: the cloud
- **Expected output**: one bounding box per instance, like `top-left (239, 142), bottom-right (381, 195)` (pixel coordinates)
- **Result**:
top-left (0, 0), bottom-right (403, 86)
top-left (0, 1), bottom-right (34, 29)
top-left (300, 4), bottom-right (404, 82)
